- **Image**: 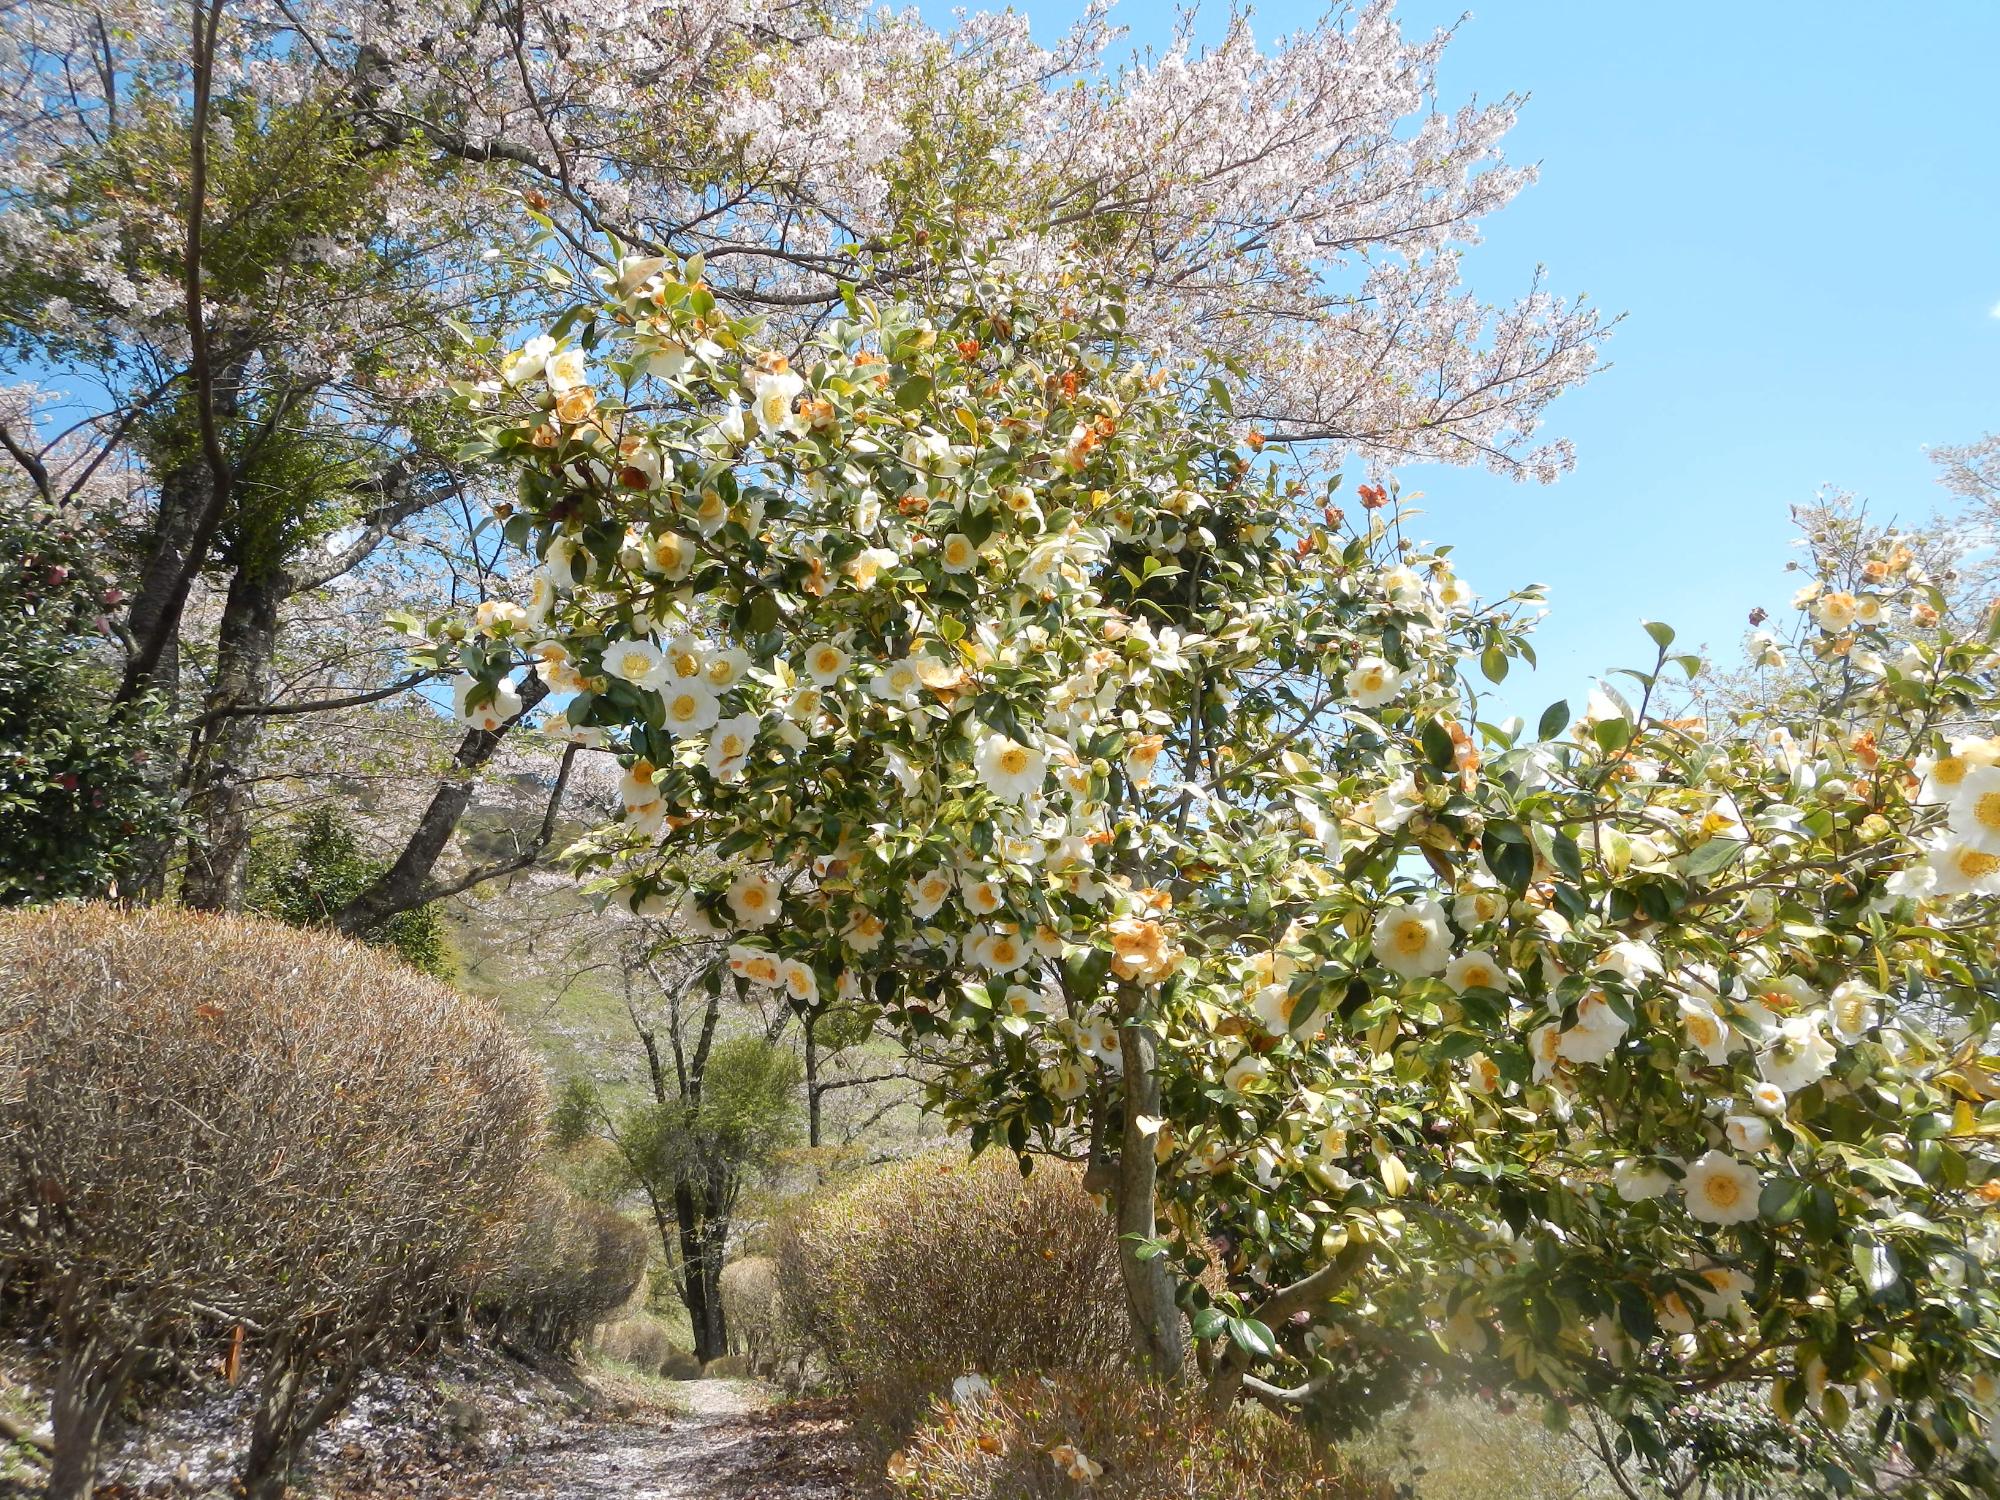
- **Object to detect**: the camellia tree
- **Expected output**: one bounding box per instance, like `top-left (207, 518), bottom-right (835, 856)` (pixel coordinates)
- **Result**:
top-left (416, 251), bottom-right (2000, 1494)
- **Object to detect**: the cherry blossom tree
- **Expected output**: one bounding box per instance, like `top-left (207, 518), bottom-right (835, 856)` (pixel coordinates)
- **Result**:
top-left (425, 247), bottom-right (2000, 1493)
top-left (0, 0), bottom-right (1607, 920)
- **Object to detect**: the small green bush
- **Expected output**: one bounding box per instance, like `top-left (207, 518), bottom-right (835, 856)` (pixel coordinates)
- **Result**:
top-left (247, 804), bottom-right (453, 976)
top-left (702, 1354), bottom-right (751, 1380)
top-left (887, 1371), bottom-right (1387, 1500)
top-left (772, 1152), bottom-right (1128, 1448)
top-left (594, 1314), bottom-right (679, 1374)
top-left (0, 496), bottom-right (176, 904)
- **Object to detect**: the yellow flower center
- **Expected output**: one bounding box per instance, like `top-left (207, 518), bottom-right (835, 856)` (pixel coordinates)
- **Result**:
top-left (814, 649), bottom-right (841, 674)
top-left (620, 650), bottom-right (651, 676)
top-left (1835, 996), bottom-right (1870, 1033)
top-left (1461, 964), bottom-right (1494, 987)
top-left (1975, 791), bottom-right (2000, 832)
top-left (1953, 848), bottom-right (2000, 879)
top-left (670, 693), bottom-right (699, 719)
top-left (1935, 756), bottom-right (1968, 788)
top-left (989, 939), bottom-right (1019, 965)
top-left (1687, 1014), bottom-right (1720, 1048)
top-left (1703, 1173), bottom-right (1742, 1209)
top-left (674, 650), bottom-right (700, 678)
top-left (998, 746), bottom-right (1031, 775)
top-left (742, 887), bottom-right (767, 910)
top-left (1392, 920), bottom-right (1429, 956)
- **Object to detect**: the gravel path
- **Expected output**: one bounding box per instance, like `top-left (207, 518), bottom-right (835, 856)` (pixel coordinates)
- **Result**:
top-left (474, 1379), bottom-right (858, 1500)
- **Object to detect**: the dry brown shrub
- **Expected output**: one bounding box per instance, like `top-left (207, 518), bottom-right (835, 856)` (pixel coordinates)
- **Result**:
top-left (719, 1256), bottom-right (780, 1374)
top-left (593, 1314), bottom-right (681, 1374)
top-left (887, 1370), bottom-right (1388, 1500)
top-left (0, 905), bottom-right (545, 1500)
top-left (480, 1182), bottom-right (649, 1359)
top-left (772, 1151), bottom-right (1128, 1450)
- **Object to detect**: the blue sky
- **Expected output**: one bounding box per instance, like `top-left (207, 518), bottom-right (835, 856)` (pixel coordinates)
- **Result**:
top-left (962, 1), bottom-right (2000, 709)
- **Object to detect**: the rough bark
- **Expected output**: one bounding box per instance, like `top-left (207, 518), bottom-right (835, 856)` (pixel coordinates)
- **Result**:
top-left (180, 562), bottom-right (283, 909)
top-left (331, 675), bottom-right (551, 933)
top-left (1114, 999), bottom-right (1190, 1379)
top-left (46, 1326), bottom-right (141, 1500)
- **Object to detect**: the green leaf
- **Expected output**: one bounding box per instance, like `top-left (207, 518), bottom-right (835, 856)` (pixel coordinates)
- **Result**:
top-left (1421, 717), bottom-right (1457, 771)
top-left (1592, 717), bottom-right (1633, 753)
top-left (1642, 619), bottom-right (1677, 650)
top-left (1226, 1317), bottom-right (1278, 1358)
top-left (1683, 838), bottom-right (1745, 879)
top-left (1190, 1306), bottom-right (1229, 1341)
top-left (1760, 1177), bottom-right (1809, 1224)
top-left (1537, 701), bottom-right (1571, 741)
top-left (1853, 1240), bottom-right (1901, 1297)
top-left (895, 374), bottom-right (933, 410)
top-left (1480, 642), bottom-right (1509, 683)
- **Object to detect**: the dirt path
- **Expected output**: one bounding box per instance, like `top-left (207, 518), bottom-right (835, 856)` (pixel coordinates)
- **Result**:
top-left (457, 1379), bottom-right (860, 1500)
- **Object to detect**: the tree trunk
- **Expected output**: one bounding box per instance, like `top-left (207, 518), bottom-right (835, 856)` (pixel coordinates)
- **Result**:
top-left (671, 1179), bottom-right (729, 1364)
top-left (46, 1331), bottom-right (138, 1500)
top-left (1115, 999), bottom-right (1189, 1379)
top-left (181, 562), bottom-right (283, 909)
top-left (332, 675), bottom-right (548, 933)
top-left (119, 458), bottom-right (213, 710)
top-left (803, 1010), bottom-right (822, 1148)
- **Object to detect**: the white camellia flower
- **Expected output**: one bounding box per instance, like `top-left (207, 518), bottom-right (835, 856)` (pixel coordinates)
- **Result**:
top-left (619, 758), bottom-right (663, 810)
top-left (727, 943), bottom-right (782, 988)
top-left (1725, 1114), bottom-right (1772, 1153)
top-left (907, 870), bottom-right (954, 920)
top-left (1923, 835), bottom-right (2000, 895)
top-left (544, 347), bottom-right (589, 395)
top-left (1344, 655), bottom-right (1405, 708)
top-left (1812, 589), bottom-right (1858, 632)
top-left (704, 713), bottom-right (760, 777)
top-left (1123, 734), bottom-right (1166, 787)
top-left (1556, 992), bottom-right (1630, 1065)
top-left (603, 638), bottom-right (669, 690)
top-left (961, 876), bottom-right (1005, 917)
top-left (726, 868), bottom-right (782, 929)
top-left (1827, 981), bottom-right (1880, 1043)
top-left (1757, 1013), bottom-right (1838, 1093)
top-left (939, 533), bottom-right (979, 574)
top-left (1223, 1051), bottom-right (1268, 1093)
top-left (974, 734), bottom-right (1046, 804)
top-left (803, 641), bottom-right (849, 685)
top-left (848, 546), bottom-right (899, 590)
top-left (1595, 939), bottom-right (1663, 986)
top-left (869, 656), bottom-right (924, 707)
top-left (474, 598), bottom-right (530, 637)
top-left (1443, 950), bottom-right (1509, 995)
top-left (704, 647), bottom-right (753, 690)
top-left (749, 363), bottom-right (804, 434)
top-left (1251, 983), bottom-right (1307, 1038)
top-left (1370, 899), bottom-right (1452, 978)
top-left (677, 889), bottom-right (723, 937)
top-left (1613, 1159), bottom-right (1673, 1202)
top-left (777, 957), bottom-right (819, 1006)
top-left (1749, 1080), bottom-right (1787, 1115)
top-left (1677, 995), bottom-right (1736, 1066)
top-left (1682, 1150), bottom-right (1763, 1225)
top-left (661, 679), bottom-right (722, 737)
top-left (452, 673), bottom-right (523, 731)
top-left (500, 333), bottom-right (555, 386)
top-left (1916, 736), bottom-right (2000, 804)
top-left (1529, 1022), bottom-right (1564, 1083)
top-left (1948, 765), bottom-right (2000, 853)
top-left (971, 928), bottom-right (1030, 974)
top-left (1452, 885), bottom-right (1507, 929)
top-left (641, 531), bottom-right (696, 580)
